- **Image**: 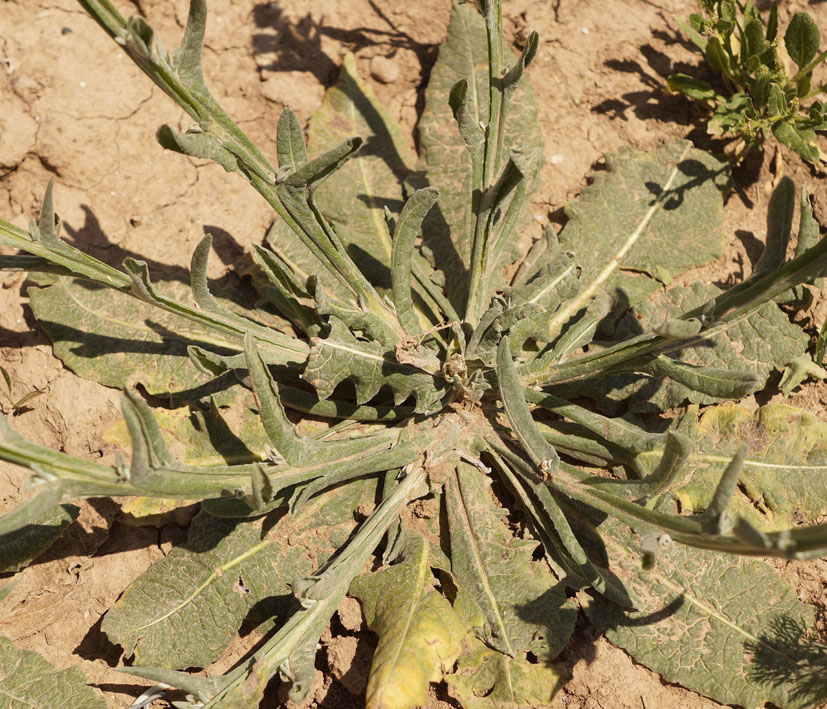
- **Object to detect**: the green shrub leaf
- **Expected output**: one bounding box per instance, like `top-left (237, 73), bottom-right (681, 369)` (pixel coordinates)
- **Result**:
top-left (785, 11), bottom-right (821, 69)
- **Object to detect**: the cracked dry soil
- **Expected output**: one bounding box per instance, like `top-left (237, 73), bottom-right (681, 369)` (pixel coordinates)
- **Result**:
top-left (1, 0), bottom-right (826, 707)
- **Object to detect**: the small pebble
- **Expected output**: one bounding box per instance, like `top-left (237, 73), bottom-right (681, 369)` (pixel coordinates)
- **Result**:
top-left (581, 26), bottom-right (590, 34)
top-left (551, 154), bottom-right (564, 164)
top-left (61, 27), bottom-right (72, 35)
top-left (370, 55), bottom-right (399, 84)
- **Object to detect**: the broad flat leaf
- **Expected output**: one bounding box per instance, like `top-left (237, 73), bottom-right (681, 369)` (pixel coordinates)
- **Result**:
top-left (307, 53), bottom-right (415, 289)
top-left (785, 11), bottom-right (821, 69)
top-left (28, 277), bottom-right (267, 400)
top-left (350, 536), bottom-right (469, 709)
top-left (0, 503), bottom-right (78, 572)
top-left (636, 403), bottom-right (827, 530)
top-left (417, 1), bottom-right (542, 300)
top-left (0, 635), bottom-right (106, 708)
top-left (105, 388), bottom-right (269, 467)
top-left (585, 518), bottom-right (816, 708)
top-left (445, 463), bottom-right (576, 660)
top-left (102, 478), bottom-right (375, 668)
top-left (445, 635), bottom-right (565, 709)
top-left (304, 318), bottom-right (447, 413)
top-left (591, 281), bottom-right (808, 412)
top-left (773, 122), bottom-right (822, 164)
top-left (558, 141), bottom-right (728, 307)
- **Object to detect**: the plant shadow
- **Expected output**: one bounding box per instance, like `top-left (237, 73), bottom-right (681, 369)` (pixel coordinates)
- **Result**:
top-left (745, 613), bottom-right (827, 706)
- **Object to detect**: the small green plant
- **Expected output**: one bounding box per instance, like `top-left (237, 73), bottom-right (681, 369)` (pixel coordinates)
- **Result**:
top-left (669, 1), bottom-right (827, 164)
top-left (1, 1), bottom-right (826, 707)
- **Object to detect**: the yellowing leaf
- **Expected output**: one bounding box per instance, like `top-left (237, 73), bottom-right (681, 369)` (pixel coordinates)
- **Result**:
top-left (446, 635), bottom-right (565, 708)
top-left (637, 402), bottom-right (827, 530)
top-left (350, 536), bottom-right (469, 709)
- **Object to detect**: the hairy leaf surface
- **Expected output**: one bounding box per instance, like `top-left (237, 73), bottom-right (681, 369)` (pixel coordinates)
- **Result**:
top-left (585, 518), bottom-right (816, 708)
top-left (102, 479), bottom-right (375, 668)
top-left (417, 1), bottom-right (542, 301)
top-left (29, 277), bottom-right (299, 400)
top-left (636, 403), bottom-right (827, 529)
top-left (445, 463), bottom-right (576, 660)
top-left (0, 635), bottom-right (106, 708)
top-left (558, 142), bottom-right (728, 307)
top-left (445, 635), bottom-right (566, 709)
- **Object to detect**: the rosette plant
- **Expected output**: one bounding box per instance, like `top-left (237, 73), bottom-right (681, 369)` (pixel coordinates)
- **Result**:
top-left (0, 0), bottom-right (825, 707)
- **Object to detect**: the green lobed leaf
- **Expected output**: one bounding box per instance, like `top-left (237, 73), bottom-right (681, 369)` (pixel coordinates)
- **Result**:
top-left (101, 478), bottom-right (375, 668)
top-left (557, 141), bottom-right (728, 308)
top-left (445, 463), bottom-right (576, 660)
top-left (416, 1), bottom-right (542, 304)
top-left (304, 318), bottom-right (447, 413)
top-left (350, 535), bottom-right (470, 709)
top-left (0, 503), bottom-right (79, 573)
top-left (0, 635), bottom-right (106, 708)
top-left (636, 402), bottom-right (827, 531)
top-left (584, 517), bottom-right (817, 708)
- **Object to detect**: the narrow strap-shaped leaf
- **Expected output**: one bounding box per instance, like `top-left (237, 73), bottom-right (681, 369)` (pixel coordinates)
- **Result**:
top-left (174, 0), bottom-right (207, 89)
top-left (121, 388), bottom-right (177, 480)
top-left (0, 484), bottom-right (67, 537)
top-left (243, 464), bottom-right (274, 512)
top-left (114, 667), bottom-right (218, 704)
top-left (0, 503), bottom-right (79, 573)
top-left (755, 176), bottom-right (795, 275)
top-left (276, 107), bottom-right (309, 174)
top-left (638, 431), bottom-right (692, 497)
top-left (244, 333), bottom-right (398, 466)
top-left (448, 78), bottom-right (484, 179)
top-left (648, 355), bottom-right (761, 399)
top-left (490, 445), bottom-right (634, 607)
top-left (244, 332), bottom-right (305, 465)
top-left (391, 187), bottom-right (439, 336)
top-left (283, 136), bottom-right (363, 189)
top-left (698, 444), bottom-right (747, 533)
top-left (157, 125), bottom-right (238, 173)
top-left (525, 388), bottom-right (662, 454)
top-left (190, 234), bottom-right (227, 314)
top-left (795, 186), bottom-right (819, 257)
top-left (502, 31), bottom-right (539, 94)
top-left (496, 338), bottom-right (558, 473)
